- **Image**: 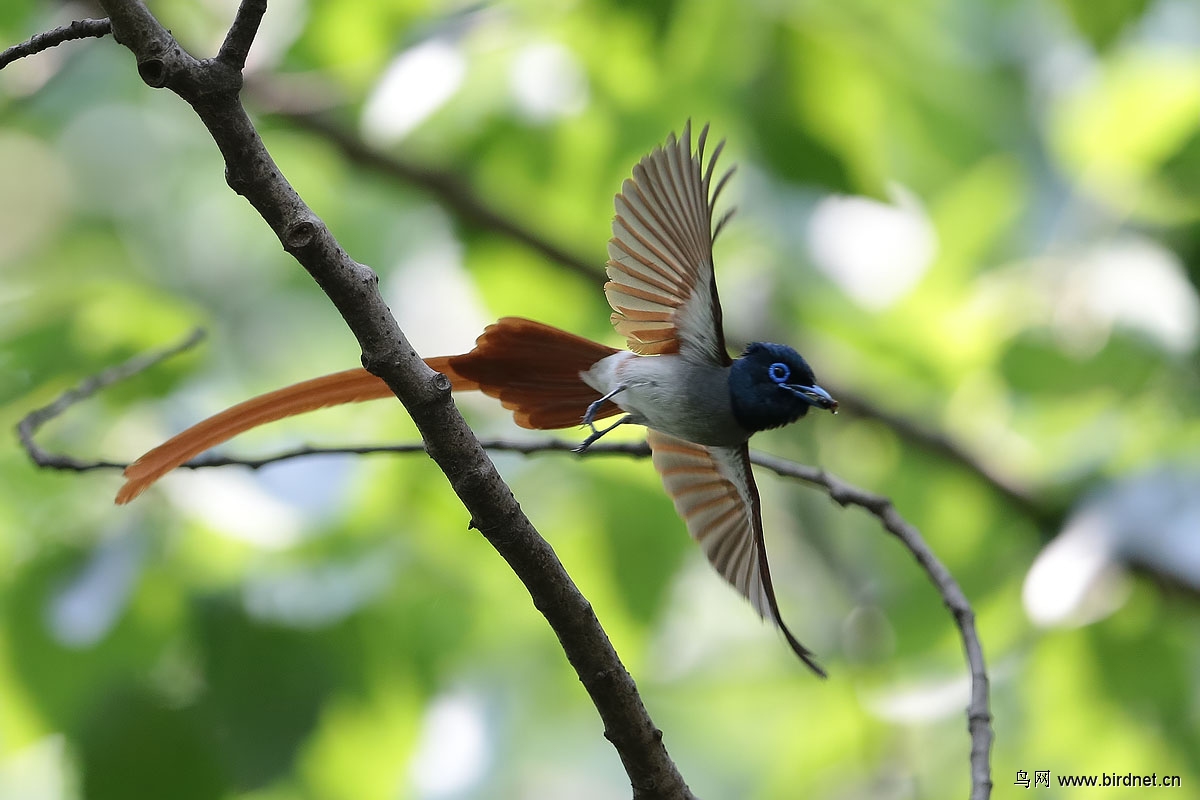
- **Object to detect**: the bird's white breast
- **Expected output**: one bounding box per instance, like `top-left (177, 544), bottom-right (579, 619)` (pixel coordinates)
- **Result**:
top-left (581, 352), bottom-right (747, 447)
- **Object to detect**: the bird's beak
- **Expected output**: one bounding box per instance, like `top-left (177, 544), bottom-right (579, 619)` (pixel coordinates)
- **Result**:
top-left (791, 383), bottom-right (838, 413)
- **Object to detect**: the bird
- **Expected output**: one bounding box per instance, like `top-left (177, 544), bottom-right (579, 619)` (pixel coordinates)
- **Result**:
top-left (115, 122), bottom-right (838, 675)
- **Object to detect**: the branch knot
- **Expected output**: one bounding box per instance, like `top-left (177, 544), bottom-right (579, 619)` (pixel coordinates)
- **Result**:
top-left (137, 56), bottom-right (167, 87)
top-left (283, 218), bottom-right (318, 251)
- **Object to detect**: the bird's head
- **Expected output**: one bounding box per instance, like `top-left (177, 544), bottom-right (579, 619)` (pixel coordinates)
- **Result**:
top-left (729, 342), bottom-right (838, 433)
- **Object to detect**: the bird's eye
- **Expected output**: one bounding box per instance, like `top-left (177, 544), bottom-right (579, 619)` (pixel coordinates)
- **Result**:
top-left (768, 362), bottom-right (790, 384)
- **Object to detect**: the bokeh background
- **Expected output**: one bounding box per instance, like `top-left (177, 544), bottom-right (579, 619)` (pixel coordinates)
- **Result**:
top-left (3, 0), bottom-right (1200, 797)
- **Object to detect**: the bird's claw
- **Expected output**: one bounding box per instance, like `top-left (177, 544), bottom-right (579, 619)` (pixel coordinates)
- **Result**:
top-left (573, 424), bottom-right (603, 454)
top-left (581, 397), bottom-right (606, 428)
top-left (574, 415), bottom-right (630, 453)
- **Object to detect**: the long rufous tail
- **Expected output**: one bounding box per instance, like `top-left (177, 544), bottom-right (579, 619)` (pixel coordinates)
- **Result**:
top-left (115, 317), bottom-right (622, 504)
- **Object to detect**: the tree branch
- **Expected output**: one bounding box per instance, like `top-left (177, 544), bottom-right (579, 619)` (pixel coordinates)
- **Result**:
top-left (216, 0), bottom-right (267, 71)
top-left (85, 2), bottom-right (693, 796)
top-left (0, 18), bottom-right (111, 68)
top-left (18, 336), bottom-right (994, 800)
top-left (17, 328), bottom-right (206, 472)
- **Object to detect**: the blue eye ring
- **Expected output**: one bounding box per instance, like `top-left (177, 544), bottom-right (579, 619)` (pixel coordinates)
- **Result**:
top-left (768, 362), bottom-right (790, 384)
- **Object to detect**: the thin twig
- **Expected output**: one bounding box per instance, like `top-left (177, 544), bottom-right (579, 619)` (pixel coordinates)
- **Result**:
top-left (16, 328), bottom-right (206, 471)
top-left (752, 452), bottom-right (994, 800)
top-left (0, 18), bottom-right (112, 69)
top-left (216, 0), bottom-right (267, 71)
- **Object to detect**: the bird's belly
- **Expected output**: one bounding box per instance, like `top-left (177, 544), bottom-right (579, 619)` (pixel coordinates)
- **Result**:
top-left (582, 353), bottom-right (747, 447)
top-left (628, 392), bottom-right (747, 446)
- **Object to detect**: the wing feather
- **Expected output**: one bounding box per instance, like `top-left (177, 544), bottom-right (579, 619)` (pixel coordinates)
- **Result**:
top-left (605, 284), bottom-right (680, 312)
top-left (606, 122), bottom-right (732, 364)
top-left (647, 430), bottom-right (826, 675)
top-left (606, 248), bottom-right (683, 296)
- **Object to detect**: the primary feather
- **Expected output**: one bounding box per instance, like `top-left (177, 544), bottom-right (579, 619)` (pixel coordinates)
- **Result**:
top-left (605, 121), bottom-right (732, 365)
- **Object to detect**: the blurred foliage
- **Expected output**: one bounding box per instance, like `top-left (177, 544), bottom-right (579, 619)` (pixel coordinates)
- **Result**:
top-left (3, 0), bottom-right (1200, 798)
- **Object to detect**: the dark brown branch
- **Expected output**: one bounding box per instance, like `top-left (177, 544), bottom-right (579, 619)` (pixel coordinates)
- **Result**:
top-left (0, 18), bottom-right (112, 69)
top-left (216, 0), bottom-right (267, 71)
top-left (89, 2), bottom-right (691, 797)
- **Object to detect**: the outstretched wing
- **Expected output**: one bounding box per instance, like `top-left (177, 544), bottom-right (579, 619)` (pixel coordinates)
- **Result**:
top-left (605, 121), bottom-right (734, 365)
top-left (647, 430), bottom-right (825, 676)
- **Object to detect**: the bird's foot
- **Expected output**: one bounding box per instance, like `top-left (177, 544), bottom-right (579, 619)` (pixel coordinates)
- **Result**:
top-left (581, 384), bottom-right (627, 428)
top-left (575, 386), bottom-right (629, 453)
top-left (573, 428), bottom-right (603, 454)
top-left (581, 397), bottom-right (606, 429)
top-left (573, 414), bottom-right (631, 454)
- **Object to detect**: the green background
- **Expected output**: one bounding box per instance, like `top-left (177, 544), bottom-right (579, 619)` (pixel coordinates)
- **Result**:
top-left (2, 0), bottom-right (1198, 797)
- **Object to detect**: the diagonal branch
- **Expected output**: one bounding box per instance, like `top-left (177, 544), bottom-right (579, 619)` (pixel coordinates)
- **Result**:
top-left (0, 18), bottom-right (111, 68)
top-left (87, 1), bottom-right (692, 797)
